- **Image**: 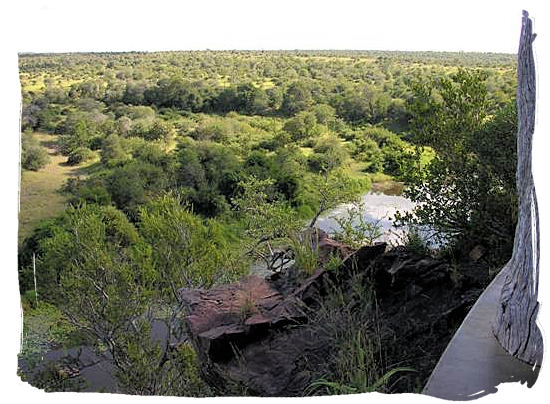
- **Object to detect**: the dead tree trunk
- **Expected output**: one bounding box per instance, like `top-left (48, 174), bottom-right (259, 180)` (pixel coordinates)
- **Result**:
top-left (492, 10), bottom-right (542, 366)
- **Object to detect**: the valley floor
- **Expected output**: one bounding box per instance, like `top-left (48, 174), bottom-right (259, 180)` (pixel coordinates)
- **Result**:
top-left (18, 133), bottom-right (95, 243)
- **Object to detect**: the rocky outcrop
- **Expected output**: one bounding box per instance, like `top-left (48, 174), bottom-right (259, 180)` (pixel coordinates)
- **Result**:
top-left (365, 247), bottom-right (491, 392)
top-left (179, 235), bottom-right (492, 395)
top-left (314, 228), bottom-right (355, 262)
top-left (180, 275), bottom-right (306, 363)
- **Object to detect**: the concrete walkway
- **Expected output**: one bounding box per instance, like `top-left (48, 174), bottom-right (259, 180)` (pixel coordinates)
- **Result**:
top-left (422, 266), bottom-right (540, 400)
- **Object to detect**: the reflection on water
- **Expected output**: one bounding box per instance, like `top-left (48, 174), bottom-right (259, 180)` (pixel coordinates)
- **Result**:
top-left (370, 180), bottom-right (404, 196)
top-left (317, 190), bottom-right (416, 245)
top-left (19, 319), bottom-right (170, 392)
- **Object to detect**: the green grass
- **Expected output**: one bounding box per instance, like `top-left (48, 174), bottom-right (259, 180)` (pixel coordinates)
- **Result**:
top-left (367, 172), bottom-right (404, 195)
top-left (368, 172), bottom-right (392, 183)
top-left (18, 132), bottom-right (97, 244)
top-left (288, 232), bottom-right (320, 276)
top-left (260, 79), bottom-right (275, 89)
top-left (348, 161), bottom-right (370, 176)
top-left (19, 73), bottom-right (83, 93)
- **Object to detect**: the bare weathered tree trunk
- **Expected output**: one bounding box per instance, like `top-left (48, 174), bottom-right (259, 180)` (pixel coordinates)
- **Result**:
top-left (493, 10), bottom-right (542, 366)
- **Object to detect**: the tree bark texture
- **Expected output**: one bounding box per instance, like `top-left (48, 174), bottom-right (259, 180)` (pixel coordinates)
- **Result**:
top-left (493, 10), bottom-right (542, 366)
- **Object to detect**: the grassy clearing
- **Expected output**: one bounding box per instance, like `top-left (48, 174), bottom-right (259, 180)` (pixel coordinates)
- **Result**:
top-left (216, 75), bottom-right (231, 88)
top-left (18, 132), bottom-right (96, 244)
top-left (260, 79), bottom-right (275, 89)
top-left (348, 165), bottom-right (404, 195)
top-left (367, 172), bottom-right (402, 194)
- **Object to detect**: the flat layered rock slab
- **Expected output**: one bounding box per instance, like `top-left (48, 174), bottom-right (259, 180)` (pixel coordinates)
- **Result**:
top-left (180, 275), bottom-right (306, 361)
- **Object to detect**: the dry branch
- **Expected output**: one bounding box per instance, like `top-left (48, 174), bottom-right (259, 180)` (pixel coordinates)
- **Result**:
top-left (492, 10), bottom-right (542, 366)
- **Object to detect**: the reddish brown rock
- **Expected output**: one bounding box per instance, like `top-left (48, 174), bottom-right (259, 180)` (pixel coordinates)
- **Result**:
top-left (180, 275), bottom-right (306, 361)
top-left (314, 228), bottom-right (354, 262)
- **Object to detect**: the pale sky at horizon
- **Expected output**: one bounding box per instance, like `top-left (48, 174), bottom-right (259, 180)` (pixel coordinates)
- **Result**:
top-left (10, 0), bottom-right (543, 54)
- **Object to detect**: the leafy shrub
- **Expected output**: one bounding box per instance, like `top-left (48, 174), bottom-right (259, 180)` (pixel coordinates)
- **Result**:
top-left (23, 360), bottom-right (89, 392)
top-left (66, 179), bottom-right (112, 206)
top-left (66, 147), bottom-right (94, 166)
top-left (21, 133), bottom-right (50, 171)
top-left (352, 137), bottom-right (384, 173)
top-left (21, 290), bottom-right (38, 311)
top-left (192, 116), bottom-right (250, 143)
top-left (22, 144), bottom-right (50, 171)
top-left (100, 134), bottom-right (130, 167)
top-left (402, 71), bottom-right (517, 264)
top-left (283, 111), bottom-right (321, 141)
top-left (308, 135), bottom-right (348, 173)
top-left (19, 302), bottom-right (80, 369)
top-left (402, 227), bottom-right (430, 255)
top-left (330, 202), bottom-right (383, 248)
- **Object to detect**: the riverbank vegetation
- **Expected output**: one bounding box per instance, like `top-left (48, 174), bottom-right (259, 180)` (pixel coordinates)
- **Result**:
top-left (18, 50), bottom-right (517, 395)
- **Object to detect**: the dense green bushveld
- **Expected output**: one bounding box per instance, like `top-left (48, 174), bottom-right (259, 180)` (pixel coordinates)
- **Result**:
top-left (18, 50), bottom-right (517, 394)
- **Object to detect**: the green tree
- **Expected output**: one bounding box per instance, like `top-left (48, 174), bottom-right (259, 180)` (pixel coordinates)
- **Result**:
top-left (312, 103), bottom-right (337, 127)
top-left (138, 195), bottom-right (246, 296)
top-left (232, 175), bottom-right (301, 270)
top-left (106, 160), bottom-right (168, 218)
top-left (308, 169), bottom-right (366, 228)
top-left (332, 85), bottom-right (390, 124)
top-left (58, 112), bottom-right (104, 155)
top-left (281, 81), bottom-right (313, 115)
top-left (176, 141), bottom-right (241, 216)
top-left (352, 137), bottom-right (383, 173)
top-left (101, 134), bottom-right (129, 167)
top-left (308, 135), bottom-right (349, 173)
top-left (145, 119), bottom-right (175, 142)
top-left (398, 69), bottom-right (517, 260)
top-left (66, 147), bottom-right (94, 166)
top-left (283, 111), bottom-right (322, 141)
top-left (38, 204), bottom-right (212, 395)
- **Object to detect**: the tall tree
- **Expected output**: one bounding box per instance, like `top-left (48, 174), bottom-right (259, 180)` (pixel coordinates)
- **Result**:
top-left (399, 68), bottom-right (517, 259)
top-left (40, 203), bottom-right (217, 395)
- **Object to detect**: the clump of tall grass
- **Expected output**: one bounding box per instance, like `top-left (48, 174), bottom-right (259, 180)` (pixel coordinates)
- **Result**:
top-left (288, 231), bottom-right (321, 276)
top-left (303, 272), bottom-right (415, 395)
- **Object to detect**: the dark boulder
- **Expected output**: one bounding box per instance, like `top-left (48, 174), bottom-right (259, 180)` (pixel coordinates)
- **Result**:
top-left (368, 246), bottom-right (451, 292)
top-left (362, 247), bottom-right (490, 392)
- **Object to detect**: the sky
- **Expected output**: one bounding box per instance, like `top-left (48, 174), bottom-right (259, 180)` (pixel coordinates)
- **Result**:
top-left (1, 1), bottom-right (549, 403)
top-left (4, 0), bottom-right (543, 53)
